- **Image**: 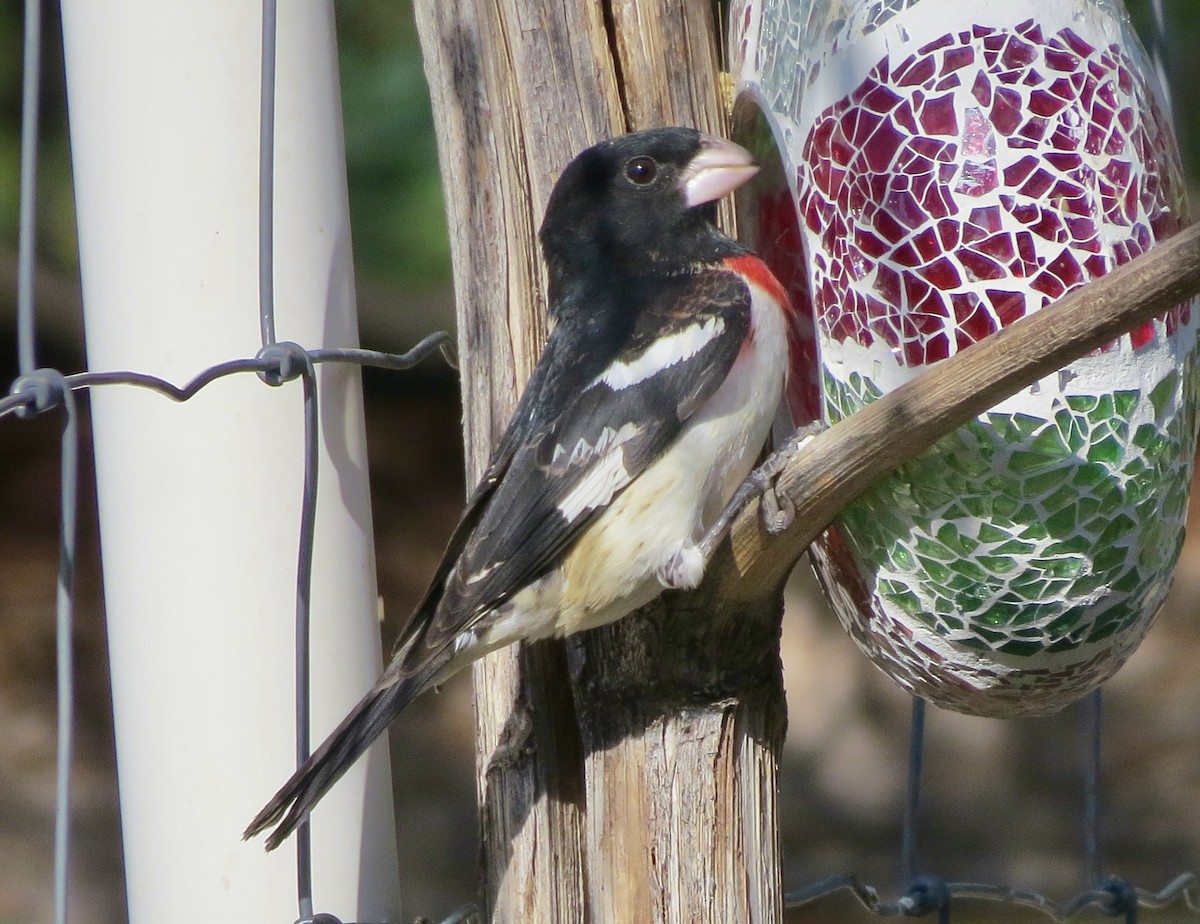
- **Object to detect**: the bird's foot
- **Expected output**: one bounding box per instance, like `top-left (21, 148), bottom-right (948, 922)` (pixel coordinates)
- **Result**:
top-left (759, 473), bottom-right (796, 534)
top-left (697, 421), bottom-right (825, 557)
top-left (755, 422), bottom-right (826, 533)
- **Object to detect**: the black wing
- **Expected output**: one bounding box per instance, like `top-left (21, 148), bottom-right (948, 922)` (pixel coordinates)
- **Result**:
top-left (403, 266), bottom-right (752, 664)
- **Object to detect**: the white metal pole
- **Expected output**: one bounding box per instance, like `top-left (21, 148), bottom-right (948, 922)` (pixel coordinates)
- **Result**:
top-left (59, 3), bottom-right (402, 921)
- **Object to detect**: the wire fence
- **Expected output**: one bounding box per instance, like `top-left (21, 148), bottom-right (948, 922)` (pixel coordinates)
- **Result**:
top-left (4, 2), bottom-right (459, 922)
top-left (784, 696), bottom-right (1199, 923)
top-left (3, 1), bottom-right (1198, 923)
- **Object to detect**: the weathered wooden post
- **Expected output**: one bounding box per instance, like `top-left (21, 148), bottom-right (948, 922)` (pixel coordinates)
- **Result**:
top-left (412, 1), bottom-right (789, 920)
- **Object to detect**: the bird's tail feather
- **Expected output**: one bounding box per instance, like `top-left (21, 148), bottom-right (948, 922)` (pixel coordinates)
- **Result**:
top-left (243, 669), bottom-right (429, 851)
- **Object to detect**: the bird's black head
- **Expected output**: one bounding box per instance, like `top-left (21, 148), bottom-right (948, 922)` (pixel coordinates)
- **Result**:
top-left (539, 128), bottom-right (759, 310)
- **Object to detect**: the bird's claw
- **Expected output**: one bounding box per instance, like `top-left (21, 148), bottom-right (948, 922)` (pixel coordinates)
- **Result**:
top-left (734, 451), bottom-right (794, 535)
top-left (759, 475), bottom-right (796, 534)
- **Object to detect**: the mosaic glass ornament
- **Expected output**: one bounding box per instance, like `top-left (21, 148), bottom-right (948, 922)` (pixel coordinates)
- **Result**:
top-left (730, 0), bottom-right (1200, 716)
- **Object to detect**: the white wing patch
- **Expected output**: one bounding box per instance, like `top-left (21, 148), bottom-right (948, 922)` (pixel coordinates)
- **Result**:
top-left (554, 421), bottom-right (641, 522)
top-left (549, 421), bottom-right (640, 472)
top-left (463, 560), bottom-right (502, 585)
top-left (591, 315), bottom-right (725, 391)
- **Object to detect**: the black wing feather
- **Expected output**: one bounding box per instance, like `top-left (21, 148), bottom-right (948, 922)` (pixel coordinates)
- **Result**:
top-left (407, 267), bottom-right (752, 662)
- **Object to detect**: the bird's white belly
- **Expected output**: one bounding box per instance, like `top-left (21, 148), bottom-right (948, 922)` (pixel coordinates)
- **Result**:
top-left (474, 277), bottom-right (789, 650)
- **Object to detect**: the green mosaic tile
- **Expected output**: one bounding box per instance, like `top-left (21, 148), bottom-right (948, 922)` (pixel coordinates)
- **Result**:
top-left (954, 588), bottom-right (988, 612)
top-left (942, 502), bottom-right (974, 521)
top-left (946, 450), bottom-right (990, 477)
top-left (936, 522), bottom-right (976, 555)
top-left (1112, 568), bottom-right (1142, 593)
top-left (1150, 371), bottom-right (1179, 419)
top-left (918, 557), bottom-right (952, 583)
top-left (1114, 390), bottom-right (1140, 418)
top-left (978, 554), bottom-right (1019, 575)
top-left (1094, 546), bottom-right (1127, 572)
top-left (1055, 406), bottom-right (1085, 439)
top-left (954, 559), bottom-right (990, 583)
top-left (1099, 511), bottom-right (1132, 547)
top-left (1133, 423), bottom-right (1165, 452)
top-left (1087, 435), bottom-right (1124, 466)
top-left (975, 626), bottom-right (1007, 644)
top-left (1071, 573), bottom-right (1108, 595)
top-left (1009, 568), bottom-right (1049, 588)
top-left (890, 589), bottom-right (923, 615)
top-left (1163, 488), bottom-right (1188, 520)
top-left (1048, 535), bottom-right (1093, 556)
top-left (992, 538), bottom-right (1036, 555)
top-left (1030, 426), bottom-right (1073, 458)
top-left (1009, 449), bottom-right (1056, 474)
top-left (1020, 519), bottom-right (1049, 540)
top-left (1022, 468), bottom-right (1072, 496)
top-left (1086, 617), bottom-right (1124, 645)
top-left (816, 350), bottom-right (1197, 670)
top-left (910, 480), bottom-right (957, 509)
top-left (1076, 496), bottom-right (1103, 523)
top-left (992, 494), bottom-right (1020, 518)
top-left (1044, 504), bottom-right (1079, 535)
top-left (1072, 463), bottom-right (1109, 488)
top-left (1095, 488), bottom-right (1124, 515)
top-left (1043, 556), bottom-right (1086, 579)
top-left (913, 535), bottom-right (956, 561)
top-left (1044, 484), bottom-right (1083, 513)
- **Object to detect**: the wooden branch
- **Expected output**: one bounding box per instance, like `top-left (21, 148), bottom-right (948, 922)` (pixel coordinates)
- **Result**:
top-left (722, 221), bottom-right (1200, 591)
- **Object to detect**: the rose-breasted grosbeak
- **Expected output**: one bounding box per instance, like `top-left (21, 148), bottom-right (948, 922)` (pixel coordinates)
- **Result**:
top-left (245, 127), bottom-right (790, 849)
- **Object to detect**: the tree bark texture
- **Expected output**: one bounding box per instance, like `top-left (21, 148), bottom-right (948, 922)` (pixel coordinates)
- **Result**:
top-left (412, 1), bottom-right (788, 921)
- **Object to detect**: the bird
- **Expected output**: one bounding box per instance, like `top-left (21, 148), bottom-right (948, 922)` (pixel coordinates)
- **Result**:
top-left (244, 126), bottom-right (791, 850)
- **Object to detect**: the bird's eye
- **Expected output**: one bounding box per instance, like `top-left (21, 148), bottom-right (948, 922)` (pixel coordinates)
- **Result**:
top-left (624, 155), bottom-right (658, 186)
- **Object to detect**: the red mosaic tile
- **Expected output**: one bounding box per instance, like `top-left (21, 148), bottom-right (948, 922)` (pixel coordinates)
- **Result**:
top-left (783, 19), bottom-right (1187, 372)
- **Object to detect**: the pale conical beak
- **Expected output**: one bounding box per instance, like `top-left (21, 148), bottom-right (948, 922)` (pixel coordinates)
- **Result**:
top-left (681, 134), bottom-right (760, 208)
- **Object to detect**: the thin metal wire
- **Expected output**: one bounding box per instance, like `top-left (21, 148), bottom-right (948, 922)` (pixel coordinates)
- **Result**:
top-left (259, 0), bottom-right (278, 348)
top-left (901, 697), bottom-right (926, 885)
top-left (785, 871), bottom-right (1200, 921)
top-left (52, 378), bottom-right (78, 924)
top-left (8, 371), bottom-right (79, 924)
top-left (16, 3), bottom-right (75, 922)
top-left (257, 10), bottom-right (306, 911)
top-left (17, 0), bottom-right (42, 377)
top-left (285, 344), bottom-right (320, 921)
top-left (1082, 689), bottom-right (1104, 889)
top-left (0, 334), bottom-right (450, 421)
